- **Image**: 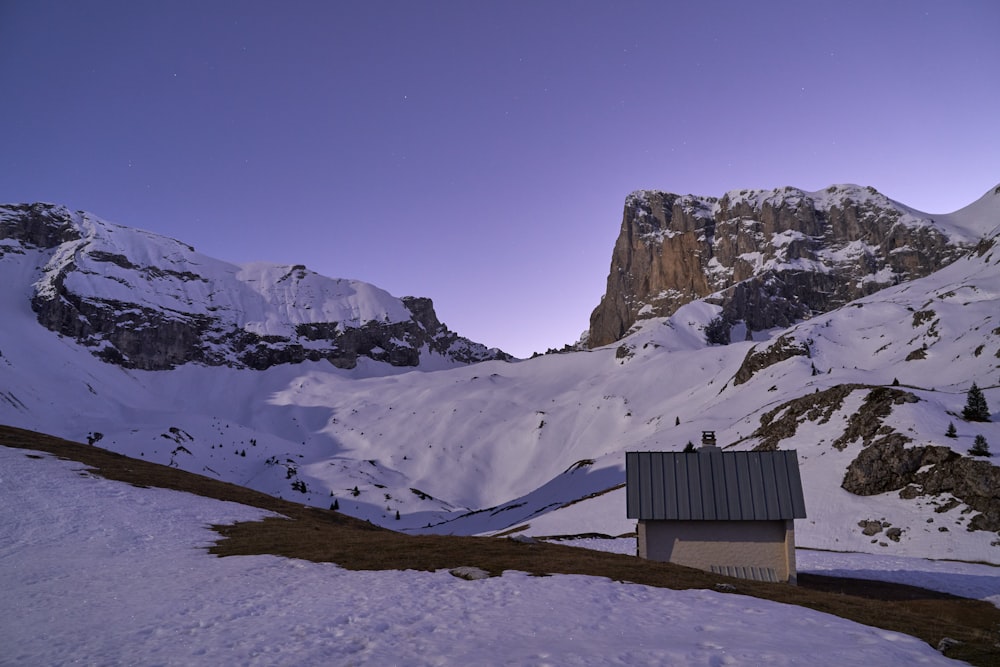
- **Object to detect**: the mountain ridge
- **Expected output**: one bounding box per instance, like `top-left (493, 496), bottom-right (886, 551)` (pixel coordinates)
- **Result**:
top-left (588, 183), bottom-right (998, 349)
top-left (1, 184), bottom-right (997, 565)
top-left (0, 202), bottom-right (509, 370)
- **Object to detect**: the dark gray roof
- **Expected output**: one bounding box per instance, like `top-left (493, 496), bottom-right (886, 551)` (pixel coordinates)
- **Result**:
top-left (626, 450), bottom-right (806, 521)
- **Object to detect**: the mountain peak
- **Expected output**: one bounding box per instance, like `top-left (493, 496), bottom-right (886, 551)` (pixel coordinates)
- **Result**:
top-left (589, 184), bottom-right (992, 349)
top-left (0, 202), bottom-right (510, 371)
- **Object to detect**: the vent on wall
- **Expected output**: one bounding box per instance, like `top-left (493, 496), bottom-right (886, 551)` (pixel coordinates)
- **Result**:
top-left (710, 565), bottom-right (778, 583)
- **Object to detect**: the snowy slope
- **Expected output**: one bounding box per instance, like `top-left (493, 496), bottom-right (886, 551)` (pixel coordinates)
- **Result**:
top-left (1, 445), bottom-right (979, 666)
top-left (15, 204), bottom-right (412, 330)
top-left (0, 187), bottom-right (998, 566)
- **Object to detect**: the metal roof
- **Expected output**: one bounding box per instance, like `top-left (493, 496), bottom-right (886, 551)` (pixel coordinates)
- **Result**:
top-left (626, 450), bottom-right (807, 521)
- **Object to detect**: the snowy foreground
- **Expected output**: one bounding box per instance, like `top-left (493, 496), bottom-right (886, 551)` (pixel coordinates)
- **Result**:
top-left (2, 447), bottom-right (992, 667)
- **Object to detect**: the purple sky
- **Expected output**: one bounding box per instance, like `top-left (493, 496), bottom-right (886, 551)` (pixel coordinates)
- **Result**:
top-left (2, 1), bottom-right (998, 357)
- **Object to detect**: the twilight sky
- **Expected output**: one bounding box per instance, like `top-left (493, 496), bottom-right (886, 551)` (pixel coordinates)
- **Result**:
top-left (2, 1), bottom-right (998, 358)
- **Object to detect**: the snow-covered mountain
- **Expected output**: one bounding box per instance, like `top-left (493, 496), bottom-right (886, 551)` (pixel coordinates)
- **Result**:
top-left (0, 203), bottom-right (509, 370)
top-left (1, 185), bottom-right (998, 565)
top-left (588, 184), bottom-right (996, 348)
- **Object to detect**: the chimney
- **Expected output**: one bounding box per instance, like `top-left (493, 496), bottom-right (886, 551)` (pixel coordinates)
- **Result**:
top-left (699, 430), bottom-right (720, 453)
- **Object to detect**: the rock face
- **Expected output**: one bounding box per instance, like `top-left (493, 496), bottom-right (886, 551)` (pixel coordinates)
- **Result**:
top-left (0, 203), bottom-right (510, 371)
top-left (588, 185), bottom-right (965, 348)
top-left (732, 334), bottom-right (811, 386)
top-left (843, 439), bottom-right (1000, 532)
top-left (748, 383), bottom-right (1000, 533)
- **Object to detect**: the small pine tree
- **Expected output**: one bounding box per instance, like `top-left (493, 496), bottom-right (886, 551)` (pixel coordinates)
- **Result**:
top-left (675, 416), bottom-right (680, 426)
top-left (970, 434), bottom-right (991, 457)
top-left (395, 510), bottom-right (401, 520)
top-left (683, 441), bottom-right (696, 453)
top-left (945, 422), bottom-right (957, 438)
top-left (704, 316), bottom-right (730, 345)
top-left (332, 499), bottom-right (340, 510)
top-left (962, 382), bottom-right (991, 422)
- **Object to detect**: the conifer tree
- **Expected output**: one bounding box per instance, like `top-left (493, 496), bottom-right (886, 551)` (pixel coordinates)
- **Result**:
top-left (962, 383), bottom-right (991, 422)
top-left (945, 422), bottom-right (957, 438)
top-left (704, 316), bottom-right (730, 345)
top-left (970, 434), bottom-right (991, 457)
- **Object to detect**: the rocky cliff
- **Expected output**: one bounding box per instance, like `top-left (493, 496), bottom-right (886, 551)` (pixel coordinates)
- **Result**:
top-left (588, 185), bottom-right (972, 348)
top-left (0, 203), bottom-right (509, 370)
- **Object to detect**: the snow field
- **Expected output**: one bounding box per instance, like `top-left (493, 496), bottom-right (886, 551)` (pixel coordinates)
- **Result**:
top-left (0, 446), bottom-right (971, 666)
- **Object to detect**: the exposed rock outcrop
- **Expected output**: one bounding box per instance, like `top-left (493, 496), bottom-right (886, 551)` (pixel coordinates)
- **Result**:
top-left (830, 386), bottom-right (920, 450)
top-left (588, 185), bottom-right (966, 348)
top-left (749, 384), bottom-right (862, 451)
top-left (0, 202), bottom-right (82, 251)
top-left (747, 382), bottom-right (1000, 532)
top-left (843, 440), bottom-right (1000, 532)
top-left (732, 334), bottom-right (811, 385)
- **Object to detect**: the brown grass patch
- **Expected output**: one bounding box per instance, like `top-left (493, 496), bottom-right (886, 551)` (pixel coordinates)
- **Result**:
top-left (3, 424), bottom-right (999, 666)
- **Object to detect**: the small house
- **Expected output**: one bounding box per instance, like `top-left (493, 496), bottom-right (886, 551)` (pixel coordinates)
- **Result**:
top-left (626, 432), bottom-right (807, 583)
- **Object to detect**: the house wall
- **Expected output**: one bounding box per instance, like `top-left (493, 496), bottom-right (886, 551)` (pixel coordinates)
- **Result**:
top-left (638, 519), bottom-right (797, 583)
